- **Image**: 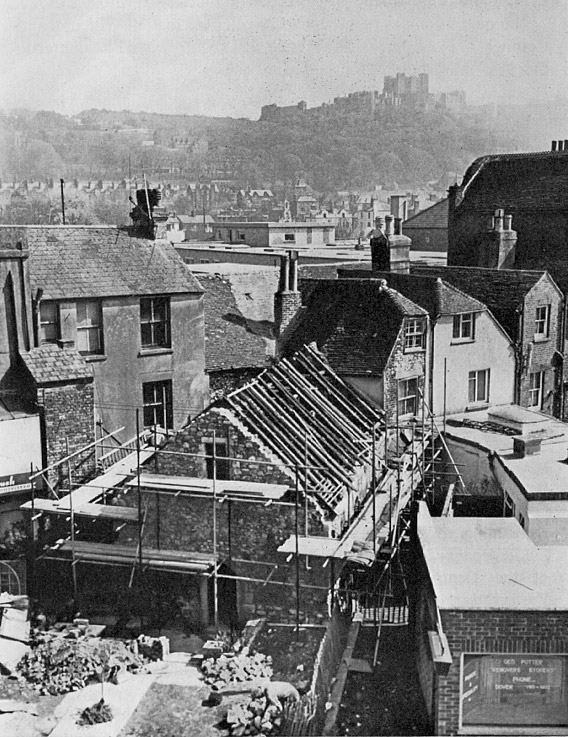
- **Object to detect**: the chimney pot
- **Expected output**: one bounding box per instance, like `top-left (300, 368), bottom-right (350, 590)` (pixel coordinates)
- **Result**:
top-left (493, 210), bottom-right (504, 232)
top-left (384, 215), bottom-right (394, 236)
top-left (559, 141), bottom-right (564, 152)
top-left (394, 218), bottom-right (402, 235)
top-left (504, 214), bottom-right (513, 230)
top-left (552, 140), bottom-right (558, 151)
top-left (564, 139), bottom-right (568, 150)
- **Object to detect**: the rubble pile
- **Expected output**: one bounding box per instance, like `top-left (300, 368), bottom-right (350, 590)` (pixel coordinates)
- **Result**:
top-left (17, 634), bottom-right (145, 695)
top-left (202, 648), bottom-right (273, 690)
top-left (77, 698), bottom-right (113, 726)
top-left (135, 634), bottom-right (170, 661)
top-left (227, 697), bottom-right (283, 737)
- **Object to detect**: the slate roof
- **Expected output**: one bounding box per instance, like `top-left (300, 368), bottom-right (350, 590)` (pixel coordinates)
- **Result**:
top-left (457, 150), bottom-right (568, 212)
top-left (403, 198), bottom-right (448, 229)
top-left (197, 274), bottom-right (269, 372)
top-left (285, 278), bottom-right (427, 376)
top-left (21, 345), bottom-right (93, 385)
top-left (25, 226), bottom-right (203, 300)
top-left (411, 265), bottom-right (555, 341)
top-left (362, 271), bottom-right (487, 318)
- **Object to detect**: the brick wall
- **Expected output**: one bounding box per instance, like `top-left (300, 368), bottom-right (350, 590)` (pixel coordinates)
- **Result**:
top-left (382, 328), bottom-right (426, 424)
top-left (39, 381), bottom-right (95, 487)
top-left (209, 368), bottom-right (263, 401)
top-left (436, 609), bottom-right (568, 735)
top-left (275, 291), bottom-right (302, 337)
top-left (519, 279), bottom-right (563, 417)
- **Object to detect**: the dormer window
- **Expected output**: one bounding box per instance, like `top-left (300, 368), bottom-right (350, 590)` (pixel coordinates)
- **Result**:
top-left (453, 312), bottom-right (475, 342)
top-left (404, 318), bottom-right (426, 351)
top-left (39, 302), bottom-right (59, 344)
top-left (534, 305), bottom-right (550, 341)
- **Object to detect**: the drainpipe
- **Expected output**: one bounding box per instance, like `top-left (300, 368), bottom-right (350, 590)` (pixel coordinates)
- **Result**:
top-left (515, 308), bottom-right (523, 406)
top-left (429, 317), bottom-right (436, 414)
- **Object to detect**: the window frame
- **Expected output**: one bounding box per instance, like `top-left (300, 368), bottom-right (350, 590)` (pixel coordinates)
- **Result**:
top-left (398, 377), bottom-right (419, 417)
top-left (468, 368), bottom-right (490, 405)
top-left (76, 299), bottom-right (103, 355)
top-left (404, 318), bottom-right (427, 352)
top-left (142, 380), bottom-right (173, 430)
top-left (453, 312), bottom-right (476, 342)
top-left (140, 296), bottom-right (171, 350)
top-left (534, 304), bottom-right (551, 341)
top-left (528, 370), bottom-right (545, 409)
top-left (39, 301), bottom-right (60, 345)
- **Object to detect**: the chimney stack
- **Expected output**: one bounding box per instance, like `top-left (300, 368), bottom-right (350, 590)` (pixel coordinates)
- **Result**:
top-left (479, 209), bottom-right (517, 269)
top-left (274, 250), bottom-right (302, 341)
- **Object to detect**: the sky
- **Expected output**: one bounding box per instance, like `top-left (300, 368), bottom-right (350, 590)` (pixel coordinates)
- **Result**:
top-left (1, 0), bottom-right (567, 119)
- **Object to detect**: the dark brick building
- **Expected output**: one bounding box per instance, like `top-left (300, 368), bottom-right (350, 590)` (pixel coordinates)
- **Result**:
top-left (412, 503), bottom-right (568, 735)
top-left (447, 146), bottom-right (568, 291)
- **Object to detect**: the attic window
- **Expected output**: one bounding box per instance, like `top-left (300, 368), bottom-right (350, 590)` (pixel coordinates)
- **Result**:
top-left (453, 313), bottom-right (475, 342)
top-left (39, 302), bottom-right (60, 344)
top-left (404, 318), bottom-right (426, 352)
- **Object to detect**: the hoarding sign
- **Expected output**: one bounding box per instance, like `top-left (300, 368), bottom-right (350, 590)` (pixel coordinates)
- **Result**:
top-left (0, 473), bottom-right (32, 496)
top-left (462, 654), bottom-right (568, 727)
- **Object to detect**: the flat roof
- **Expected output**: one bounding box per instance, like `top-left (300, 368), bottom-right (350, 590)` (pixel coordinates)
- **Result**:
top-left (445, 406), bottom-right (568, 500)
top-left (418, 502), bottom-right (568, 610)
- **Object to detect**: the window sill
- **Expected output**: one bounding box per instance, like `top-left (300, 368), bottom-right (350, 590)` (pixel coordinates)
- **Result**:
top-left (404, 347), bottom-right (426, 354)
top-left (534, 335), bottom-right (550, 343)
top-left (466, 403), bottom-right (489, 411)
top-left (139, 347), bottom-right (173, 357)
top-left (451, 338), bottom-right (475, 345)
top-left (83, 354), bottom-right (107, 363)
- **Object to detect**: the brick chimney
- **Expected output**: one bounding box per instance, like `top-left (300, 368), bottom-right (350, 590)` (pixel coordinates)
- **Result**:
top-left (478, 208), bottom-right (517, 269)
top-left (388, 216), bottom-right (411, 274)
top-left (274, 250), bottom-right (302, 338)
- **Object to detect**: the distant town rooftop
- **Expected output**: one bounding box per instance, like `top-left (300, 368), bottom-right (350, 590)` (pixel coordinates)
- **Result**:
top-left (445, 405), bottom-right (568, 500)
top-left (418, 502), bottom-right (568, 611)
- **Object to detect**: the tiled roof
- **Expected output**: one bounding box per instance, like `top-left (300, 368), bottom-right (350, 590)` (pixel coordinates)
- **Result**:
top-left (365, 271), bottom-right (487, 318)
top-left (21, 345), bottom-right (93, 385)
top-left (411, 265), bottom-right (553, 341)
top-left (25, 226), bottom-right (203, 299)
top-left (403, 198), bottom-right (448, 229)
top-left (197, 274), bottom-right (269, 372)
top-left (286, 278), bottom-right (427, 376)
top-left (457, 151), bottom-right (568, 212)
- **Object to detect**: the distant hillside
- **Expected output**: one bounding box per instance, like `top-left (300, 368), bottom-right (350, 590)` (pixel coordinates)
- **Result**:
top-left (0, 105), bottom-right (519, 192)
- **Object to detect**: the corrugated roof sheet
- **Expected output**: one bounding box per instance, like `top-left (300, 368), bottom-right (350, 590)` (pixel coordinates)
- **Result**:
top-left (286, 278), bottom-right (427, 376)
top-left (197, 274), bottom-right (269, 372)
top-left (21, 344), bottom-right (93, 385)
top-left (25, 226), bottom-right (203, 299)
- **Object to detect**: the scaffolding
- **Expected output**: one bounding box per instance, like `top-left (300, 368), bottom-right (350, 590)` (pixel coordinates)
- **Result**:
top-left (21, 346), bottom-right (462, 643)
